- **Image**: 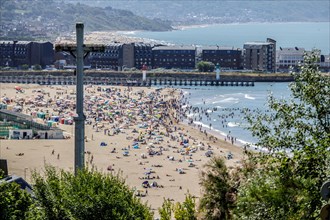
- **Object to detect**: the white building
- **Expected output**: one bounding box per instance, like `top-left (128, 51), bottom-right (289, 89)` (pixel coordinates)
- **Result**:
top-left (276, 47), bottom-right (305, 72)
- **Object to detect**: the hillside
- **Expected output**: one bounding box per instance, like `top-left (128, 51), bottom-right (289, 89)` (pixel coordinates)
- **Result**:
top-left (0, 0), bottom-right (172, 41)
top-left (78, 0), bottom-right (330, 25)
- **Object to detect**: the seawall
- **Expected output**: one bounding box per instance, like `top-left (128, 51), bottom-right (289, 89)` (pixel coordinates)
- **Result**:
top-left (0, 71), bottom-right (294, 82)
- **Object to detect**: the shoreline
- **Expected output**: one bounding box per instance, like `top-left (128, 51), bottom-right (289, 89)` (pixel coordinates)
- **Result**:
top-left (171, 21), bottom-right (330, 31)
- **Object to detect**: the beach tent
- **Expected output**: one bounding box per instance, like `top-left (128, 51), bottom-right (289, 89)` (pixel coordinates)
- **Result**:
top-left (177, 168), bottom-right (185, 174)
top-left (142, 181), bottom-right (149, 188)
top-left (151, 181), bottom-right (158, 187)
top-left (100, 142), bottom-right (107, 147)
top-left (123, 151), bottom-right (129, 156)
top-left (205, 150), bottom-right (213, 157)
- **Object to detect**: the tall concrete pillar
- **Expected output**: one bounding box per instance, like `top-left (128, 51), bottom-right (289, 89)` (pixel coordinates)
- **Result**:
top-left (74, 23), bottom-right (85, 175)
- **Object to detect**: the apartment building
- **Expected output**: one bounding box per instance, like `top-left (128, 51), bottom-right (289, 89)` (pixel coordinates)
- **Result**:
top-left (152, 46), bottom-right (196, 69)
top-left (134, 43), bottom-right (153, 69)
top-left (201, 46), bottom-right (242, 69)
top-left (243, 38), bottom-right (276, 72)
top-left (0, 41), bottom-right (54, 68)
top-left (88, 43), bottom-right (122, 70)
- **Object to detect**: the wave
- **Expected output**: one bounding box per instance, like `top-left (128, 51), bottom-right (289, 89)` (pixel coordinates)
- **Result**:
top-left (244, 94), bottom-right (256, 100)
top-left (227, 122), bottom-right (240, 127)
top-left (212, 97), bottom-right (239, 104)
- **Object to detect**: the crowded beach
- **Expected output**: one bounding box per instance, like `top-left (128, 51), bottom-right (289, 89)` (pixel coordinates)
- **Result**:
top-left (0, 83), bottom-right (244, 212)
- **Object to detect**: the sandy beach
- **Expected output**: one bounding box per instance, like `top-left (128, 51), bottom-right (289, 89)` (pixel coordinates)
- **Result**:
top-left (0, 83), bottom-right (244, 215)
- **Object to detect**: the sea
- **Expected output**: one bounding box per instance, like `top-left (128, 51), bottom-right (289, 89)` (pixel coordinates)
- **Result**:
top-left (129, 22), bottom-right (330, 54)
top-left (173, 82), bottom-right (291, 147)
top-left (126, 22), bottom-right (330, 146)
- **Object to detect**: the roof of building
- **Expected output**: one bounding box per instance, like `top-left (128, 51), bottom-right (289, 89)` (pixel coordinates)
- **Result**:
top-left (277, 47), bottom-right (305, 55)
top-left (201, 46), bottom-right (241, 51)
top-left (152, 46), bottom-right (196, 51)
top-left (244, 41), bottom-right (273, 46)
top-left (0, 41), bottom-right (32, 45)
top-left (0, 109), bottom-right (61, 131)
top-left (0, 109), bottom-right (33, 120)
top-left (244, 42), bottom-right (274, 50)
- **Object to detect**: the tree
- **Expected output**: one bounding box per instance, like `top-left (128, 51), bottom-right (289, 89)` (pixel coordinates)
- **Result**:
top-left (21, 64), bottom-right (29, 70)
top-left (33, 64), bottom-right (42, 70)
top-left (32, 166), bottom-right (153, 220)
top-left (235, 50), bottom-right (330, 219)
top-left (197, 61), bottom-right (215, 72)
top-left (0, 180), bottom-right (37, 219)
top-left (159, 194), bottom-right (197, 220)
top-left (198, 156), bottom-right (236, 220)
top-left (159, 198), bottom-right (172, 220)
top-left (173, 194), bottom-right (197, 220)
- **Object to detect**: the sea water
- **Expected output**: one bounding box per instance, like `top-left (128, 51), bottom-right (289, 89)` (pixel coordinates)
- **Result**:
top-left (131, 22), bottom-right (330, 54)
top-left (179, 82), bottom-right (291, 145)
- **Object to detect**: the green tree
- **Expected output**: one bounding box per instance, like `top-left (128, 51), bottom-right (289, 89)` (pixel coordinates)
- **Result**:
top-left (198, 156), bottom-right (236, 220)
top-left (33, 64), bottom-right (42, 70)
top-left (32, 166), bottom-right (153, 220)
top-left (235, 50), bottom-right (330, 219)
top-left (21, 64), bottom-right (29, 70)
top-left (173, 194), bottom-right (197, 220)
top-left (159, 198), bottom-right (172, 220)
top-left (159, 194), bottom-right (197, 220)
top-left (0, 180), bottom-right (36, 219)
top-left (197, 61), bottom-right (215, 72)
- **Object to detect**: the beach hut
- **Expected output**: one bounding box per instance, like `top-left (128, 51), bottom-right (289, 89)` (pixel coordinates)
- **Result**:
top-left (60, 118), bottom-right (65, 124)
top-left (37, 112), bottom-right (45, 119)
top-left (51, 116), bottom-right (60, 122)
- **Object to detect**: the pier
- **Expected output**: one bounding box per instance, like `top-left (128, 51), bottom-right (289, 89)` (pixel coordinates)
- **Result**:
top-left (0, 75), bottom-right (255, 87)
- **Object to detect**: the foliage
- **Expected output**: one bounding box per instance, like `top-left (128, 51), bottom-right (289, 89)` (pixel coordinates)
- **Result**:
top-left (32, 166), bottom-right (153, 220)
top-left (197, 61), bottom-right (215, 72)
top-left (173, 194), bottom-right (197, 220)
top-left (0, 181), bottom-right (36, 220)
top-left (235, 50), bottom-right (330, 219)
top-left (198, 156), bottom-right (236, 220)
top-left (33, 64), bottom-right (42, 70)
top-left (21, 64), bottom-right (29, 70)
top-left (159, 198), bottom-right (172, 220)
top-left (159, 194), bottom-right (197, 220)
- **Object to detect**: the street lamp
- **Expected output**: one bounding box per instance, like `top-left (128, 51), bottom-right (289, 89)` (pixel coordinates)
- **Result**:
top-left (55, 23), bottom-right (105, 175)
